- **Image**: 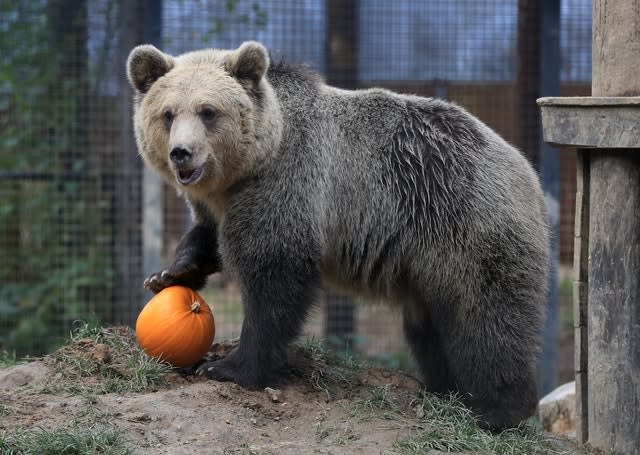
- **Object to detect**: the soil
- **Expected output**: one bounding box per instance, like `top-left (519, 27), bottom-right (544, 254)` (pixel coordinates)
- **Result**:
top-left (0, 330), bottom-right (427, 454)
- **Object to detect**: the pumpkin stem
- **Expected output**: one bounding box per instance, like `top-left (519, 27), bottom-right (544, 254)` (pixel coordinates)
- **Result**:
top-left (190, 301), bottom-right (201, 313)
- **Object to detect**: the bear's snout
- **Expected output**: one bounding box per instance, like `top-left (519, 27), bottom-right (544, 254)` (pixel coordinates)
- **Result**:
top-left (170, 145), bottom-right (192, 165)
top-left (168, 145), bottom-right (204, 186)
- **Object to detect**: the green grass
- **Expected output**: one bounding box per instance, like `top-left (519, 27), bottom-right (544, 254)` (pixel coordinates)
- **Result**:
top-left (298, 337), bottom-right (364, 399)
top-left (347, 387), bottom-right (587, 455)
top-left (0, 424), bottom-right (130, 455)
top-left (43, 322), bottom-right (172, 395)
top-left (303, 340), bottom-right (569, 453)
top-left (0, 350), bottom-right (25, 369)
top-left (348, 384), bottom-right (399, 422)
top-left (400, 392), bottom-right (584, 455)
top-left (0, 324), bottom-right (161, 454)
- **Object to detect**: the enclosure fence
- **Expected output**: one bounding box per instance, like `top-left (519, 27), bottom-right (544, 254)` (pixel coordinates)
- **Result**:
top-left (0, 0), bottom-right (591, 388)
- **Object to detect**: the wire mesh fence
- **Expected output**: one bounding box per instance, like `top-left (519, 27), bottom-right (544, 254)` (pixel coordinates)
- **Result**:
top-left (1, 0), bottom-right (591, 383)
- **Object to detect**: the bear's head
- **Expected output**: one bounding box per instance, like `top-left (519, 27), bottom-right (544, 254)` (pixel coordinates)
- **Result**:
top-left (127, 41), bottom-right (282, 200)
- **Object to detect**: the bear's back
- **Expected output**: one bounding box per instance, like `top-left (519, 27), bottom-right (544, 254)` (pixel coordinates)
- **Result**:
top-left (262, 66), bottom-right (547, 301)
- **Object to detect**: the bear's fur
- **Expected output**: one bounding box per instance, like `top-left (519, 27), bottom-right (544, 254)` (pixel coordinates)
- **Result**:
top-left (127, 41), bottom-right (549, 429)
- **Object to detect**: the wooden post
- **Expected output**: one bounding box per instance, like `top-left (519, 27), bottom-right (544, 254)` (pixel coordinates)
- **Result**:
top-left (538, 0), bottom-right (560, 397)
top-left (540, 2), bottom-right (640, 451)
top-left (142, 0), bottom-right (165, 284)
top-left (326, 0), bottom-right (359, 90)
top-left (587, 151), bottom-right (640, 452)
top-left (113, 0), bottom-right (146, 325)
top-left (540, 95), bottom-right (640, 449)
top-left (516, 0), bottom-right (541, 166)
top-left (587, 2), bottom-right (640, 452)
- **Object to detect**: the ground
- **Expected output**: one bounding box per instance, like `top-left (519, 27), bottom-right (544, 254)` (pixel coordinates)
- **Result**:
top-left (0, 327), bottom-right (586, 455)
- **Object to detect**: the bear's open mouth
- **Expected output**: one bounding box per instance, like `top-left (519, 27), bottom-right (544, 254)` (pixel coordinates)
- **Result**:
top-left (176, 165), bottom-right (204, 185)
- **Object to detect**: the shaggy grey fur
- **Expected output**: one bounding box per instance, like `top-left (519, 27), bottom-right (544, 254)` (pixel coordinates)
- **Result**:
top-left (127, 42), bottom-right (549, 430)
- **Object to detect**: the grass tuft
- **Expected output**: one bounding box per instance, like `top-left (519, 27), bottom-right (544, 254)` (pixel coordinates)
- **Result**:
top-left (394, 391), bottom-right (585, 455)
top-left (297, 338), bottom-right (364, 399)
top-left (300, 339), bottom-right (585, 454)
top-left (348, 385), bottom-right (399, 422)
top-left (44, 322), bottom-right (172, 395)
top-left (0, 424), bottom-right (131, 455)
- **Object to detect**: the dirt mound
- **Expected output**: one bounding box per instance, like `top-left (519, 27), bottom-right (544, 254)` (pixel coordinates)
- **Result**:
top-left (0, 328), bottom-right (429, 454)
top-left (1, 328), bottom-right (589, 454)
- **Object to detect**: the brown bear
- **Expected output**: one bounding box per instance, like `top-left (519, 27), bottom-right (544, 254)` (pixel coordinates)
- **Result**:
top-left (127, 41), bottom-right (549, 430)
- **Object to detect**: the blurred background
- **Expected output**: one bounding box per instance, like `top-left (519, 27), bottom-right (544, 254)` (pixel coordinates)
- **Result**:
top-left (0, 0), bottom-right (590, 395)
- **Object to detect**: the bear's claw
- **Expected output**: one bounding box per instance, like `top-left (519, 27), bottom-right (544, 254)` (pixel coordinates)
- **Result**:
top-left (143, 269), bottom-right (178, 294)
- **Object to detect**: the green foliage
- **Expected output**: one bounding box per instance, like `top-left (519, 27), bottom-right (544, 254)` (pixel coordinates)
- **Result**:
top-left (0, 350), bottom-right (21, 368)
top-left (0, 3), bottom-right (113, 356)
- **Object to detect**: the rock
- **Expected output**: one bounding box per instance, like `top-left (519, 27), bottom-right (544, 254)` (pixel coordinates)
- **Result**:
top-left (128, 412), bottom-right (152, 423)
top-left (264, 387), bottom-right (283, 403)
top-left (538, 381), bottom-right (576, 436)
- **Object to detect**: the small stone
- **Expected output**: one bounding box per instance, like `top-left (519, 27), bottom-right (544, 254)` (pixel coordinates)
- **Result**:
top-left (264, 387), bottom-right (283, 402)
top-left (128, 413), bottom-right (152, 423)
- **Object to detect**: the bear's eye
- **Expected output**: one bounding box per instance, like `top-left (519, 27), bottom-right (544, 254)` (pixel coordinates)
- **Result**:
top-left (199, 106), bottom-right (216, 124)
top-left (162, 110), bottom-right (174, 128)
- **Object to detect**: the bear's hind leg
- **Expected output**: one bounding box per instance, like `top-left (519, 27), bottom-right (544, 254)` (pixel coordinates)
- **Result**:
top-left (437, 301), bottom-right (540, 430)
top-left (403, 308), bottom-right (455, 394)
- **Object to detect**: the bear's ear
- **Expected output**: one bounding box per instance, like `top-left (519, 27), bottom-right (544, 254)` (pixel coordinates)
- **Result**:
top-left (127, 45), bottom-right (175, 94)
top-left (225, 41), bottom-right (269, 82)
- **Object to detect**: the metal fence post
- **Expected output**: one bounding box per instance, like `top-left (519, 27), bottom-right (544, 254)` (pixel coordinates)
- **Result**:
top-left (538, 0), bottom-right (560, 396)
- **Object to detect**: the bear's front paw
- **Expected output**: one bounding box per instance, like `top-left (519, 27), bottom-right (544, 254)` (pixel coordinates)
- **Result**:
top-left (143, 269), bottom-right (179, 294)
top-left (143, 261), bottom-right (209, 294)
top-left (197, 356), bottom-right (260, 389)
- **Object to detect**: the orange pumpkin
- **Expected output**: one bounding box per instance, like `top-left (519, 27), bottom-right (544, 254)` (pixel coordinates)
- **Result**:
top-left (135, 286), bottom-right (215, 367)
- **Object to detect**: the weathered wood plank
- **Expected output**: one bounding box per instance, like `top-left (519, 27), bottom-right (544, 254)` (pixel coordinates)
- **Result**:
top-left (572, 282), bottom-right (588, 330)
top-left (588, 150), bottom-right (640, 453)
top-left (573, 149), bottom-right (590, 444)
top-left (573, 325), bottom-right (587, 373)
top-left (538, 97), bottom-right (640, 106)
top-left (575, 372), bottom-right (588, 444)
top-left (592, 2), bottom-right (640, 97)
top-left (538, 102), bottom-right (640, 148)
